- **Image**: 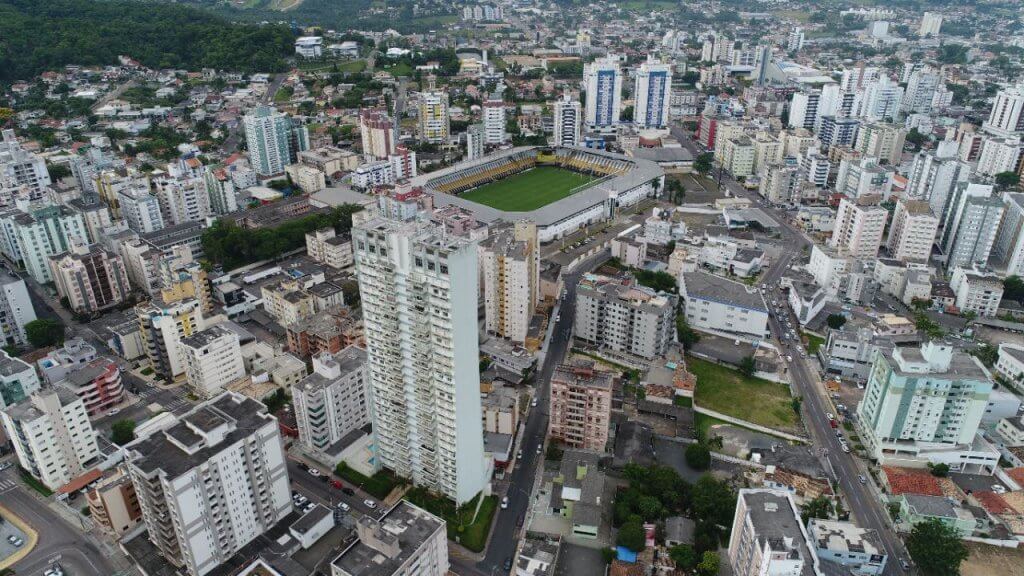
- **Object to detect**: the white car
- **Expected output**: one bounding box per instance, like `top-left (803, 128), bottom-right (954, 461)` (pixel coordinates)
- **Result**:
top-left (106, 408), bottom-right (120, 417)
top-left (536, 443), bottom-right (543, 454)
top-left (826, 413), bottom-right (835, 420)
top-left (308, 468), bottom-right (322, 477)
top-left (364, 499), bottom-right (378, 509)
top-left (840, 444), bottom-right (850, 453)
top-left (786, 355), bottom-right (793, 362)
top-left (993, 484), bottom-right (1008, 494)
top-left (501, 496), bottom-right (509, 509)
top-left (339, 502), bottom-right (351, 512)
top-left (531, 398), bottom-right (538, 407)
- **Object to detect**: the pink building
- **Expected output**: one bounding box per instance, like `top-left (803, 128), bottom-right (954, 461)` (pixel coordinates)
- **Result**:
top-left (548, 360), bottom-right (614, 451)
top-left (63, 358), bottom-right (124, 416)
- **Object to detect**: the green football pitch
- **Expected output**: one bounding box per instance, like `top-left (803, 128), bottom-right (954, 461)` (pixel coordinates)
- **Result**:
top-left (457, 166), bottom-right (600, 211)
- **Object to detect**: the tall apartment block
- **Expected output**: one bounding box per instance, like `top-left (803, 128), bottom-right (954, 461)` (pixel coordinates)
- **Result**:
top-left (136, 296), bottom-right (205, 381)
top-left (940, 182), bottom-right (1004, 270)
top-left (418, 84), bottom-right (450, 145)
top-left (634, 56), bottom-right (672, 129)
top-left (292, 346), bottom-right (371, 463)
top-left (6, 204), bottom-right (89, 284)
top-left (728, 489), bottom-right (819, 576)
top-left (49, 242), bottom-right (131, 314)
top-left (480, 222), bottom-right (539, 344)
top-left (330, 501), bottom-right (448, 576)
top-left (0, 129), bottom-right (51, 203)
top-left (124, 392), bottom-right (292, 576)
top-left (86, 468), bottom-right (143, 538)
top-left (982, 84), bottom-right (1024, 138)
top-left (574, 273), bottom-right (676, 359)
top-left (0, 271), bottom-right (36, 347)
top-left (553, 94), bottom-right (582, 147)
top-left (548, 360), bottom-right (614, 452)
top-left (829, 196), bottom-right (888, 258)
top-left (482, 89), bottom-right (508, 145)
top-left (584, 57), bottom-right (623, 133)
top-left (353, 212), bottom-right (487, 504)
top-left (180, 325), bottom-right (246, 399)
top-left (1, 388), bottom-right (100, 491)
top-left (885, 200), bottom-right (938, 263)
top-left (243, 105), bottom-right (294, 177)
top-left (360, 108), bottom-right (396, 160)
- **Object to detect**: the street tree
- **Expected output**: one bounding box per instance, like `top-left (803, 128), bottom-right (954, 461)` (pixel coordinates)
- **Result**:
top-left (905, 518), bottom-right (968, 576)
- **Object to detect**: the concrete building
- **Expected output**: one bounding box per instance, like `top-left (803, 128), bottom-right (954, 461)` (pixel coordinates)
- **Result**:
top-left (905, 141), bottom-right (971, 216)
top-left (285, 163), bottom-right (327, 194)
top-left (0, 272), bottom-right (35, 347)
top-left (919, 12), bottom-right (943, 36)
top-left (59, 357), bottom-right (124, 417)
top-left (481, 222), bottom-right (539, 344)
top-left (359, 108), bottom-right (396, 160)
top-left (181, 326), bottom-right (246, 399)
top-left (680, 271), bottom-right (769, 339)
top-left (728, 489), bottom-right (818, 576)
top-left (292, 346), bottom-right (371, 464)
top-left (993, 192), bottom-right (1024, 275)
top-left (7, 204), bottom-right (89, 284)
top-left (722, 136), bottom-right (756, 178)
top-left (995, 343), bottom-right (1024, 384)
top-left (949, 267), bottom-right (1003, 318)
top-left (243, 105), bottom-right (294, 177)
top-left (634, 56), bottom-right (672, 130)
top-left (940, 183), bottom-right (1004, 270)
top-left (574, 273), bottom-right (676, 359)
top-left (885, 200), bottom-right (938, 263)
top-left (976, 136), bottom-right (1024, 178)
top-left (1, 388), bottom-right (100, 491)
top-left (137, 296), bottom-right (205, 382)
top-left (295, 36), bottom-right (324, 58)
top-left (857, 341), bottom-right (997, 471)
top-left (548, 360), bottom-right (614, 452)
top-left (584, 57), bottom-right (623, 133)
top-left (482, 90), bottom-right (508, 145)
top-left (86, 468), bottom-right (143, 537)
top-left (0, 129), bottom-right (50, 203)
top-left (854, 122), bottom-right (906, 165)
top-left (118, 184), bottom-right (165, 234)
top-left (353, 212), bottom-right (487, 505)
top-left (982, 84), bottom-right (1024, 138)
top-left (0, 350), bottom-right (40, 410)
top-left (123, 392), bottom-right (292, 576)
top-left (418, 88), bottom-right (450, 144)
top-left (49, 242), bottom-right (131, 314)
top-left (306, 228), bottom-right (354, 269)
top-left (553, 94), bottom-right (582, 147)
top-left (830, 196), bottom-right (888, 258)
top-left (807, 519), bottom-right (887, 575)
top-left (330, 501), bottom-right (448, 576)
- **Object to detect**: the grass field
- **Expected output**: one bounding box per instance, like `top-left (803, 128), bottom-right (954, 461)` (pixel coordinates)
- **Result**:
top-left (689, 356), bottom-right (799, 432)
top-left (458, 166), bottom-right (599, 211)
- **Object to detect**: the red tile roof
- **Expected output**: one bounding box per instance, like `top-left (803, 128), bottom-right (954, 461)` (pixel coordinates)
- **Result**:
top-left (974, 491), bottom-right (1013, 515)
top-left (1006, 468), bottom-right (1024, 488)
top-left (882, 466), bottom-right (944, 497)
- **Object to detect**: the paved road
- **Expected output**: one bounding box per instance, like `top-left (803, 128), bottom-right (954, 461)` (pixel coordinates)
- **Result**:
top-left (690, 129), bottom-right (913, 575)
top-left (286, 458), bottom-right (379, 518)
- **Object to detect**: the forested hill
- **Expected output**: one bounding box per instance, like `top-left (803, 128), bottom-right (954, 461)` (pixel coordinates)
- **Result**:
top-left (0, 0), bottom-right (296, 82)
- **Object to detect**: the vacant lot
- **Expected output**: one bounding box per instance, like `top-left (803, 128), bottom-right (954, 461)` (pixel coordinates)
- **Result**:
top-left (459, 166), bottom-right (598, 212)
top-left (689, 356), bottom-right (799, 432)
top-left (962, 542), bottom-right (1024, 576)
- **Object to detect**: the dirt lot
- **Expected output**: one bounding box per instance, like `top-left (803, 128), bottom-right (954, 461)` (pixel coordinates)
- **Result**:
top-left (961, 542), bottom-right (1024, 576)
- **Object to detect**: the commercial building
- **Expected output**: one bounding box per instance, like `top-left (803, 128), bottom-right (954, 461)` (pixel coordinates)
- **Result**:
top-left (807, 519), bottom-right (887, 575)
top-left (949, 267), bottom-right (1004, 318)
top-left (1, 388), bottom-right (100, 491)
top-left (295, 36), bottom-right (323, 58)
top-left (857, 341), bottom-right (998, 471)
top-left (330, 501), bottom-right (448, 576)
top-left (481, 222), bottom-right (539, 344)
top-left (830, 197), bottom-right (888, 258)
top-left (180, 326), bottom-right (246, 399)
top-left (86, 468), bottom-right (143, 538)
top-left (885, 200), bottom-right (938, 263)
top-left (123, 392), bottom-right (292, 576)
top-left (292, 347), bottom-right (370, 463)
top-left (634, 57), bottom-right (672, 130)
top-left (243, 105), bottom-right (295, 177)
top-left (353, 212), bottom-right (488, 504)
top-left (728, 489), bottom-right (818, 576)
top-left (548, 360), bottom-right (613, 452)
top-left (50, 243), bottom-right (131, 314)
top-left (680, 271), bottom-right (769, 339)
top-left (584, 57), bottom-right (623, 133)
top-left (553, 94), bottom-right (582, 147)
top-left (0, 350), bottom-right (40, 410)
top-left (574, 273), bottom-right (676, 359)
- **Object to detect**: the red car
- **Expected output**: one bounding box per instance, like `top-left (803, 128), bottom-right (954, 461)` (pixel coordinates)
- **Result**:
top-left (829, 419), bottom-right (838, 429)
top-left (331, 479), bottom-right (344, 489)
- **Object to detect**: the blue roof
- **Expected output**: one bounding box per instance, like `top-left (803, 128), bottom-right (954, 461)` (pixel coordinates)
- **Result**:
top-left (615, 547), bottom-right (638, 563)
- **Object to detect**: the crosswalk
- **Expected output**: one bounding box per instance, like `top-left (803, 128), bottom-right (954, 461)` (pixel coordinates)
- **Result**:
top-left (0, 477), bottom-right (17, 493)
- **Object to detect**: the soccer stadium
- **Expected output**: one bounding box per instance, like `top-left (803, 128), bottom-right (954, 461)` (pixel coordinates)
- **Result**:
top-left (411, 146), bottom-right (664, 242)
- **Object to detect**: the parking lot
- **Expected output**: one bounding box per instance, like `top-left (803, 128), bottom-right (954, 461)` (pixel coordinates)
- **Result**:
top-left (0, 516), bottom-right (29, 565)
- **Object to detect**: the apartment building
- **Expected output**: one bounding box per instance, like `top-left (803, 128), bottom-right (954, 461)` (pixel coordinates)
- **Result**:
top-left (7, 204), bottom-right (89, 284)
top-left (634, 56), bottom-right (672, 130)
top-left (854, 122), bottom-right (906, 165)
top-left (993, 192), bottom-right (1024, 276)
top-left (418, 88), bottom-right (451, 144)
top-left (574, 273), bottom-right (676, 359)
top-left (728, 489), bottom-right (818, 576)
top-left (548, 360), bottom-right (614, 452)
top-left (261, 280), bottom-right (316, 327)
top-left (86, 468), bottom-right (143, 537)
top-left (1, 388), bottom-right (100, 491)
top-left (359, 108), bottom-right (396, 160)
top-left (306, 228), bottom-right (354, 269)
top-left (949, 267), bottom-right (1004, 318)
top-left (292, 346), bottom-right (371, 463)
top-left (136, 296), bottom-right (205, 381)
top-left (807, 519), bottom-right (887, 575)
top-left (584, 57), bottom-right (623, 133)
top-left (940, 183), bottom-right (1004, 270)
top-left (50, 242), bottom-right (131, 314)
top-left (181, 326), bottom-right (246, 399)
top-left (331, 501), bottom-right (448, 576)
top-left (481, 222), bottom-right (540, 344)
top-left (244, 105), bottom-right (295, 177)
top-left (60, 357), bottom-right (124, 416)
top-left (553, 94), bottom-right (582, 147)
top-left (353, 212), bottom-right (487, 505)
top-left (885, 200), bottom-right (938, 263)
top-left (0, 272), bottom-right (36, 347)
top-left (679, 271), bottom-right (769, 339)
top-left (830, 196), bottom-right (888, 258)
top-left (0, 350), bottom-right (40, 410)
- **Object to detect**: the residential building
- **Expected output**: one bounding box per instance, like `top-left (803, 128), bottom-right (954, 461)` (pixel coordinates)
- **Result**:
top-left (807, 519), bottom-right (887, 575)
top-left (553, 94), bottom-right (582, 147)
top-left (857, 341), bottom-right (997, 471)
top-left (50, 242), bottom-right (131, 314)
top-left (548, 360), bottom-right (614, 452)
top-left (722, 136), bottom-right (756, 178)
top-left (995, 343), bottom-right (1024, 384)
top-left (993, 192), bottom-right (1024, 275)
top-left (0, 129), bottom-right (50, 205)
top-left (418, 87), bottom-right (450, 144)
top-left (59, 357), bottom-right (124, 416)
top-left (901, 67), bottom-right (941, 115)
top-left (123, 392), bottom-right (292, 576)
top-left (574, 273), bottom-right (676, 359)
top-left (905, 142), bottom-right (970, 216)
top-left (886, 200), bottom-right (938, 263)
top-left (949, 267), bottom-right (1003, 318)
top-left (976, 136), bottom-right (1024, 178)
top-left (285, 163), bottom-right (327, 194)
top-left (854, 122), bottom-right (906, 165)
top-left (982, 84), bottom-right (1024, 138)
top-left (818, 115), bottom-right (860, 149)
top-left (0, 350), bottom-right (40, 410)
top-left (330, 501), bottom-right (448, 576)
top-left (857, 76), bottom-right (904, 122)
top-left (86, 468), bottom-right (143, 537)
top-left (466, 124), bottom-right (484, 161)
top-left (680, 271), bottom-right (769, 339)
top-left (8, 204), bottom-right (89, 284)
top-left (136, 296), bottom-right (205, 381)
top-left (1, 388), bottom-right (100, 491)
top-left (306, 228), bottom-right (354, 269)
top-left (119, 184), bottom-right (166, 233)
top-left (202, 167), bottom-right (238, 216)
top-left (728, 489), bottom-right (817, 576)
top-left (286, 307), bottom-right (362, 359)
top-left (353, 212), bottom-right (488, 505)
top-left (244, 105), bottom-right (294, 177)
top-left (481, 222), bottom-right (540, 344)
top-left (359, 108), bottom-right (395, 160)
top-left (482, 89), bottom-right (508, 145)
top-left (760, 163), bottom-right (801, 205)
top-left (940, 183), bottom-right (1004, 270)
top-left (180, 326), bottom-right (245, 399)
top-left (292, 346), bottom-right (371, 462)
top-left (548, 451), bottom-right (605, 539)
top-left (919, 12), bottom-right (943, 36)
top-left (634, 56), bottom-right (672, 130)
top-left (0, 272), bottom-right (35, 347)
top-left (584, 57), bottom-right (623, 133)
top-left (830, 196), bottom-right (888, 258)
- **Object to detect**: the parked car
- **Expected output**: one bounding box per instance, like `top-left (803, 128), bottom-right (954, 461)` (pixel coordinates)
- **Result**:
top-left (531, 398), bottom-right (538, 407)
top-left (900, 559), bottom-right (911, 571)
top-left (339, 502), bottom-right (351, 512)
top-left (364, 499), bottom-right (377, 509)
top-left (308, 468), bottom-right (322, 477)
top-left (331, 479), bottom-right (344, 489)
top-left (342, 487), bottom-right (355, 496)
top-left (503, 557), bottom-right (513, 571)
top-left (858, 475), bottom-right (866, 484)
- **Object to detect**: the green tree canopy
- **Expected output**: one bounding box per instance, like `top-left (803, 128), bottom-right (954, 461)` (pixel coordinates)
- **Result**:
top-left (996, 171), bottom-right (1021, 190)
top-left (905, 518), bottom-right (968, 576)
top-left (669, 545), bottom-right (697, 571)
top-left (738, 356), bottom-right (756, 377)
top-left (676, 315), bottom-right (701, 350)
top-left (826, 314), bottom-right (847, 329)
top-left (110, 419), bottom-right (137, 446)
top-left (616, 519), bottom-right (646, 552)
top-left (696, 551), bottom-right (720, 576)
top-left (694, 153), bottom-right (714, 175)
top-left (25, 319), bottom-right (64, 348)
top-left (685, 443), bottom-right (711, 471)
top-left (801, 496), bottom-right (833, 523)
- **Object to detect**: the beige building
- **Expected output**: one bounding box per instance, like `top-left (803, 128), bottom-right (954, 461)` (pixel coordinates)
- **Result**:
top-left (285, 163), bottom-right (327, 193)
top-left (830, 196), bottom-right (888, 258)
top-left (722, 135), bottom-right (756, 178)
top-left (298, 146), bottom-right (361, 177)
top-left (306, 228), bottom-right (354, 269)
top-left (481, 384), bottom-right (518, 436)
top-left (86, 468), bottom-right (143, 537)
top-left (855, 122), bottom-right (907, 165)
top-left (950, 267), bottom-right (1004, 317)
top-left (886, 199), bottom-right (938, 263)
top-left (548, 360), bottom-right (614, 452)
top-left (261, 280), bottom-right (316, 326)
top-left (480, 222), bottom-right (540, 344)
top-left (50, 243), bottom-right (130, 314)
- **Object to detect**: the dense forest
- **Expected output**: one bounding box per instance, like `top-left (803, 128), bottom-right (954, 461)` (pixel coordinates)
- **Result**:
top-left (0, 0), bottom-right (296, 82)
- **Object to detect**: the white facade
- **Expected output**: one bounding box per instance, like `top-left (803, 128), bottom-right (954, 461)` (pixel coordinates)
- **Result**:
top-left (8, 205), bottom-right (89, 284)
top-left (120, 184), bottom-right (166, 233)
top-left (553, 95), bottom-right (582, 147)
top-left (940, 183), bottom-right (1004, 270)
top-left (976, 136), bottom-right (1023, 177)
top-left (0, 130), bottom-right (50, 204)
top-left (982, 84), bottom-right (1024, 138)
top-left (292, 346), bottom-right (371, 458)
top-left (418, 91), bottom-right (451, 144)
top-left (886, 200), bottom-right (938, 263)
top-left (584, 57), bottom-right (623, 132)
top-left (0, 350), bottom-right (40, 410)
top-left (482, 92), bottom-right (508, 145)
top-left (181, 326), bottom-right (245, 399)
top-left (0, 273), bottom-right (35, 347)
top-left (994, 192), bottom-right (1024, 276)
top-left (680, 271), bottom-right (769, 339)
top-left (124, 393), bottom-right (291, 576)
top-left (331, 501), bottom-right (448, 576)
top-left (830, 197), bottom-right (888, 258)
top-left (634, 57), bottom-right (672, 129)
top-left (1, 388), bottom-right (99, 491)
top-left (353, 213), bottom-right (487, 504)
top-left (728, 489), bottom-right (817, 576)
top-left (575, 274), bottom-right (676, 358)
top-left (949, 267), bottom-right (1003, 318)
top-left (919, 12), bottom-right (943, 36)
top-left (995, 343), bottom-right (1024, 384)
top-left (243, 106), bottom-right (293, 177)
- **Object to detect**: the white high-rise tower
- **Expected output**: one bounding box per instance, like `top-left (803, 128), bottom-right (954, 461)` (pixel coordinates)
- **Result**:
top-left (633, 56), bottom-right (672, 129)
top-left (553, 94), bottom-right (582, 147)
top-left (584, 56), bottom-right (622, 133)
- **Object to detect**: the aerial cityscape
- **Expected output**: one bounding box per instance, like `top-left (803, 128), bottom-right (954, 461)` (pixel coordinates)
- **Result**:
top-left (0, 1), bottom-right (1023, 575)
